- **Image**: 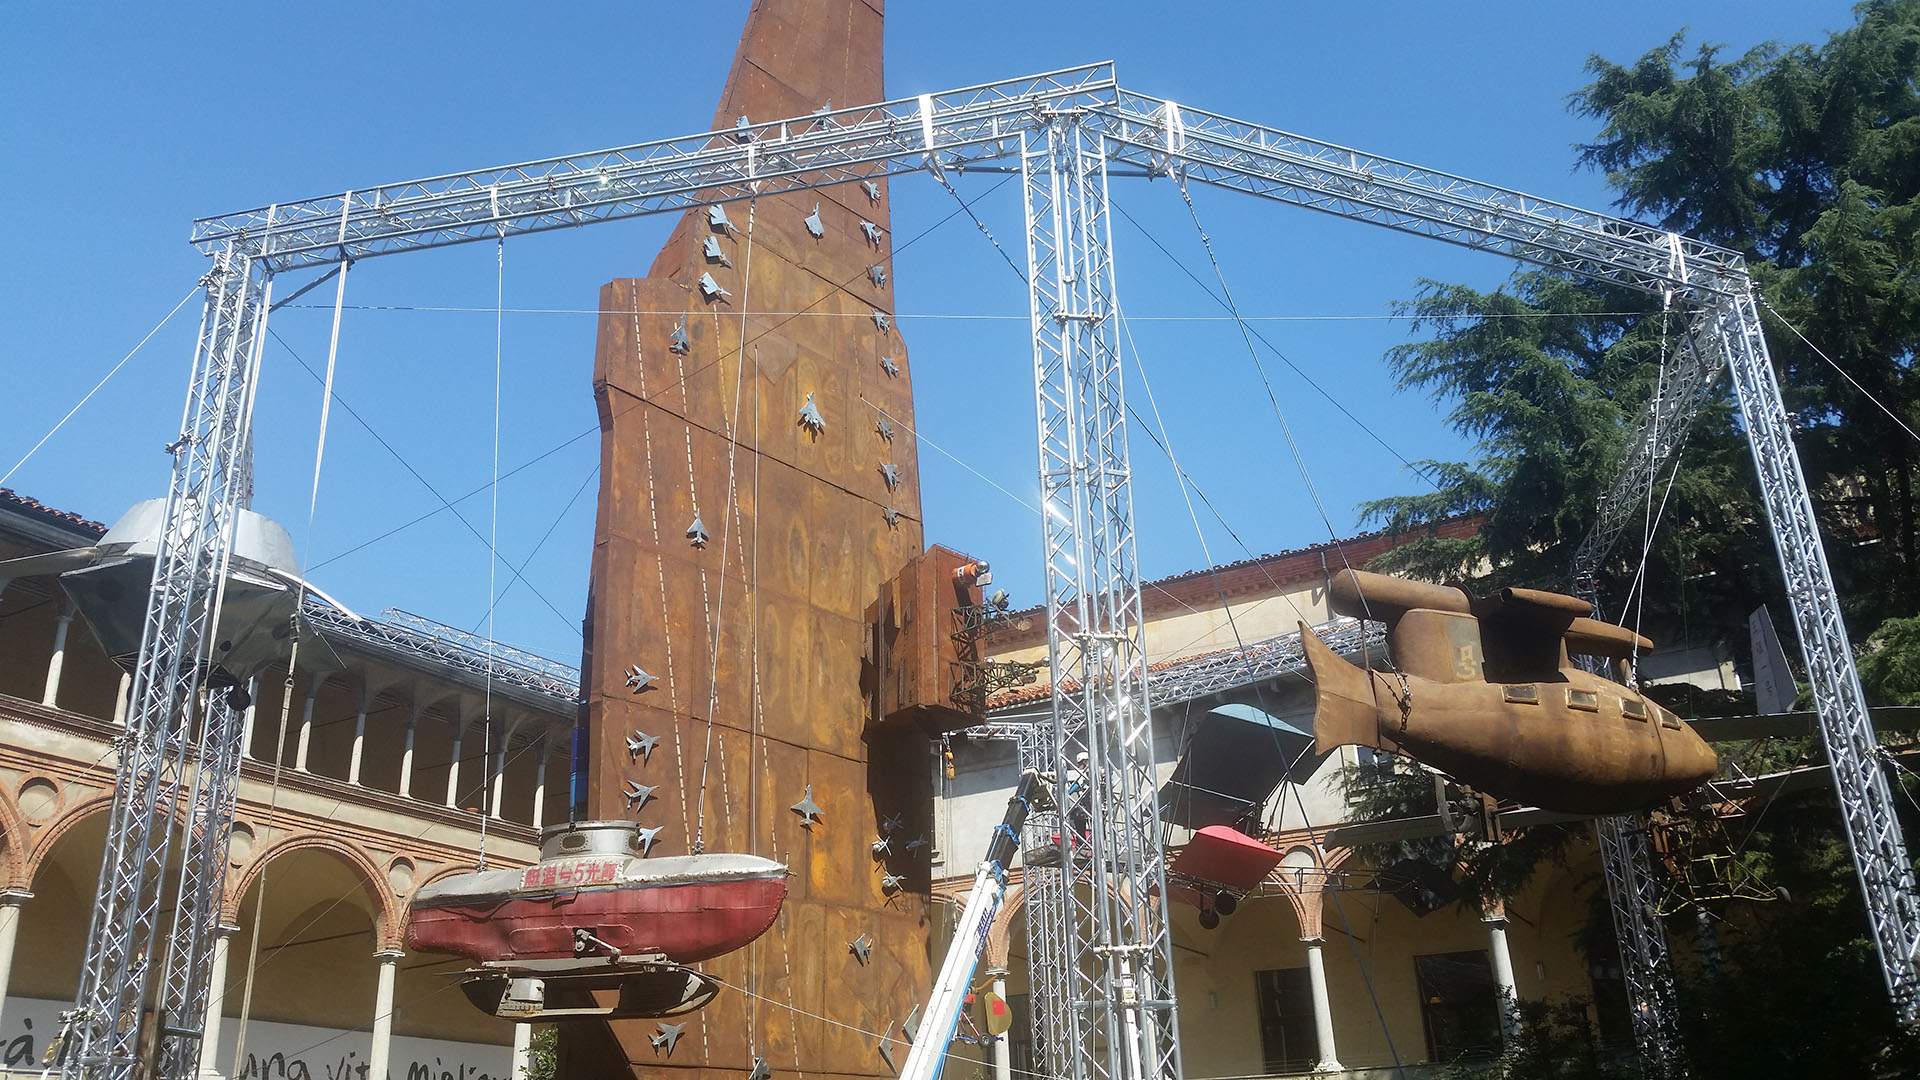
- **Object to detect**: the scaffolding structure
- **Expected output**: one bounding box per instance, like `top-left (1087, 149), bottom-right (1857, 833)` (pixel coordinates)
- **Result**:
top-left (58, 60), bottom-right (1912, 1079)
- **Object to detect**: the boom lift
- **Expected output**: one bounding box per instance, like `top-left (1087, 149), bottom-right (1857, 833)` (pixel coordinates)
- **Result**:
top-left (899, 769), bottom-right (1053, 1080)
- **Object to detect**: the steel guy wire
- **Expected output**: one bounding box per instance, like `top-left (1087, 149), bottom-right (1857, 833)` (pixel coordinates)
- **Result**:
top-left (2, 284), bottom-right (200, 487)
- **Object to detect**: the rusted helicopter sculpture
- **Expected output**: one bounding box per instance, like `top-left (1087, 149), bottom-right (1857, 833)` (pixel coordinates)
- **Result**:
top-left (1303, 569), bottom-right (1718, 814)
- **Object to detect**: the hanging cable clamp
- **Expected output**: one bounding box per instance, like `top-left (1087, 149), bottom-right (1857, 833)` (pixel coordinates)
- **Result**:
top-left (163, 433), bottom-right (193, 455)
top-left (918, 93), bottom-right (942, 177)
top-left (1159, 99), bottom-right (1185, 178)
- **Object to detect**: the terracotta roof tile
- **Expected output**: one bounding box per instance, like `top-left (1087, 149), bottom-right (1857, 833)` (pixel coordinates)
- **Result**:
top-left (0, 488), bottom-right (108, 539)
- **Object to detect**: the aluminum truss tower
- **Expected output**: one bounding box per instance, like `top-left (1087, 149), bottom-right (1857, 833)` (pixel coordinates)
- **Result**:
top-left (75, 57), bottom-right (1913, 1079)
top-left (61, 251), bottom-right (271, 1077)
top-left (1021, 110), bottom-right (1183, 1080)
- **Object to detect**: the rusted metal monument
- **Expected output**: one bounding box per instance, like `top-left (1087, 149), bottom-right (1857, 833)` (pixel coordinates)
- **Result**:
top-left (572, 3), bottom-right (939, 1074)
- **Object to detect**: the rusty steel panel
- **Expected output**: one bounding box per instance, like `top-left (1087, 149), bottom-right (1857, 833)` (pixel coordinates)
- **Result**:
top-left (870, 545), bottom-right (983, 733)
top-left (578, 2), bottom-right (932, 1076)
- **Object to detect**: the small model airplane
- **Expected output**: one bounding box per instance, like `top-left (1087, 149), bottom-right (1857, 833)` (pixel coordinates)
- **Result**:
top-left (651, 1022), bottom-right (686, 1056)
top-left (1303, 569), bottom-right (1718, 815)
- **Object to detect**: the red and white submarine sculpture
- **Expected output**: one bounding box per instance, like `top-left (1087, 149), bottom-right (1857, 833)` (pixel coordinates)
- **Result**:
top-left (407, 821), bottom-right (786, 1021)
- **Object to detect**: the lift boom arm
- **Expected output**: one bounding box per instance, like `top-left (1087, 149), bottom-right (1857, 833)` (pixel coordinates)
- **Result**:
top-left (898, 771), bottom-right (1050, 1080)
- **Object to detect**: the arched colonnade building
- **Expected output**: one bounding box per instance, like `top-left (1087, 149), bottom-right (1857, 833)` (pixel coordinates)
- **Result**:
top-left (0, 487), bottom-right (575, 1078)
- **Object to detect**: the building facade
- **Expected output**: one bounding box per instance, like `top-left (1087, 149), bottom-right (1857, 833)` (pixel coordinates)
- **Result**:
top-left (0, 488), bottom-right (578, 1079)
top-left (932, 521), bottom-right (1638, 1077)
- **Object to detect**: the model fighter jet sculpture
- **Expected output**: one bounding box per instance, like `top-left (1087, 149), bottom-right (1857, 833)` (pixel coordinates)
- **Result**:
top-left (1303, 569), bottom-right (1718, 815)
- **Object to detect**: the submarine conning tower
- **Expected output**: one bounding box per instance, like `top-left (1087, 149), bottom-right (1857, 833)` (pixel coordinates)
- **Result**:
top-left (1328, 568), bottom-right (1654, 685)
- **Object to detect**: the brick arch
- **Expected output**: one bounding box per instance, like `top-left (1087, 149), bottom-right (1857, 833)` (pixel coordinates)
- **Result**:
top-left (983, 880), bottom-right (1027, 971)
top-left (226, 832), bottom-right (402, 950)
top-left (22, 791), bottom-right (179, 885)
top-left (0, 785), bottom-right (26, 889)
top-left (409, 855), bottom-right (493, 895)
top-left (1275, 842), bottom-right (1347, 940)
top-left (982, 869), bottom-right (1155, 971)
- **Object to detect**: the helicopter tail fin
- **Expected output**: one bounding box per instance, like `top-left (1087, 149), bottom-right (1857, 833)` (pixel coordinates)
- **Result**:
top-left (1301, 621), bottom-right (1388, 755)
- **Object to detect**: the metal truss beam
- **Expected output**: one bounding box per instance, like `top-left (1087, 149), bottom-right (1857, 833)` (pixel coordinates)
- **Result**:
top-left (1570, 284), bottom-right (1920, 1049)
top-left (1098, 92), bottom-right (1748, 301)
top-left (1021, 113), bottom-right (1181, 1080)
top-left (1571, 309), bottom-right (1729, 601)
top-left (1595, 813), bottom-right (1679, 1072)
top-left (192, 65), bottom-right (1119, 273)
top-left (1716, 288), bottom-right (1920, 1017)
top-left (302, 603), bottom-right (582, 704)
top-left (1016, 725), bottom-right (1073, 1080)
top-left (1142, 619), bottom-right (1377, 712)
top-left (155, 693), bottom-right (248, 1079)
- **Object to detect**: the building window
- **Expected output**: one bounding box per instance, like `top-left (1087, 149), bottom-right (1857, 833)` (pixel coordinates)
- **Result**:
top-left (1006, 992), bottom-right (1035, 1080)
top-left (1254, 967), bottom-right (1317, 1073)
top-left (1414, 950), bottom-right (1501, 1062)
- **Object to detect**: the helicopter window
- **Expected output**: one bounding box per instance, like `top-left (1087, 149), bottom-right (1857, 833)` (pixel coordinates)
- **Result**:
top-left (1621, 698), bottom-right (1650, 722)
top-left (1502, 685), bottom-right (1538, 705)
top-left (1567, 689), bottom-right (1598, 712)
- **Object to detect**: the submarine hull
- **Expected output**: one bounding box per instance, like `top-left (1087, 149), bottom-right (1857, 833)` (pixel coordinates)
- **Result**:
top-left (408, 845), bottom-right (787, 968)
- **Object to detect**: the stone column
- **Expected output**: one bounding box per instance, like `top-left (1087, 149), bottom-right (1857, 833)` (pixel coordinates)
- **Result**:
top-left (397, 701), bottom-right (422, 798)
top-left (445, 718), bottom-right (466, 809)
top-left (236, 681), bottom-right (258, 760)
top-left (368, 948), bottom-right (403, 1080)
top-left (112, 670), bottom-right (133, 725)
top-left (347, 689), bottom-right (370, 786)
top-left (41, 600), bottom-right (75, 708)
top-left (197, 923), bottom-right (240, 1079)
top-left (988, 970), bottom-right (1013, 1080)
top-left (1303, 938), bottom-right (1343, 1072)
top-left (511, 1022), bottom-right (532, 1078)
top-left (0, 889), bottom-right (32, 1034)
top-left (1485, 913), bottom-right (1520, 1038)
top-left (530, 734), bottom-right (549, 830)
top-left (293, 682), bottom-right (319, 772)
top-left (489, 720), bottom-right (513, 820)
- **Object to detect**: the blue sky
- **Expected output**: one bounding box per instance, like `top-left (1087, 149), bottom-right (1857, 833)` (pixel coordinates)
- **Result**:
top-left (0, 2), bottom-right (1859, 665)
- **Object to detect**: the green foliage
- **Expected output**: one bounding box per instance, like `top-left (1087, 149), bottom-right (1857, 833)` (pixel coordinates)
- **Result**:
top-left (1359, 270), bottom-right (1776, 647)
top-left (1859, 615), bottom-right (1920, 704)
top-left (1337, 762), bottom-right (1577, 914)
top-left (1352, 6), bottom-right (1920, 1074)
top-left (1371, 0), bottom-right (1920, 641)
top-left (521, 1027), bottom-right (557, 1080)
top-left (1665, 794), bottom-right (1920, 1078)
top-left (1570, 0), bottom-right (1920, 632)
top-left (1440, 998), bottom-right (1633, 1080)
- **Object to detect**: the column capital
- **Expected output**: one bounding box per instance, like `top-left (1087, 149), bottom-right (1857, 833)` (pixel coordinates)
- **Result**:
top-left (374, 947), bottom-right (405, 962)
top-left (216, 921), bottom-right (242, 937)
top-left (1482, 912), bottom-right (1510, 928)
top-left (1299, 934), bottom-right (1324, 946)
top-left (0, 888), bottom-right (32, 905)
